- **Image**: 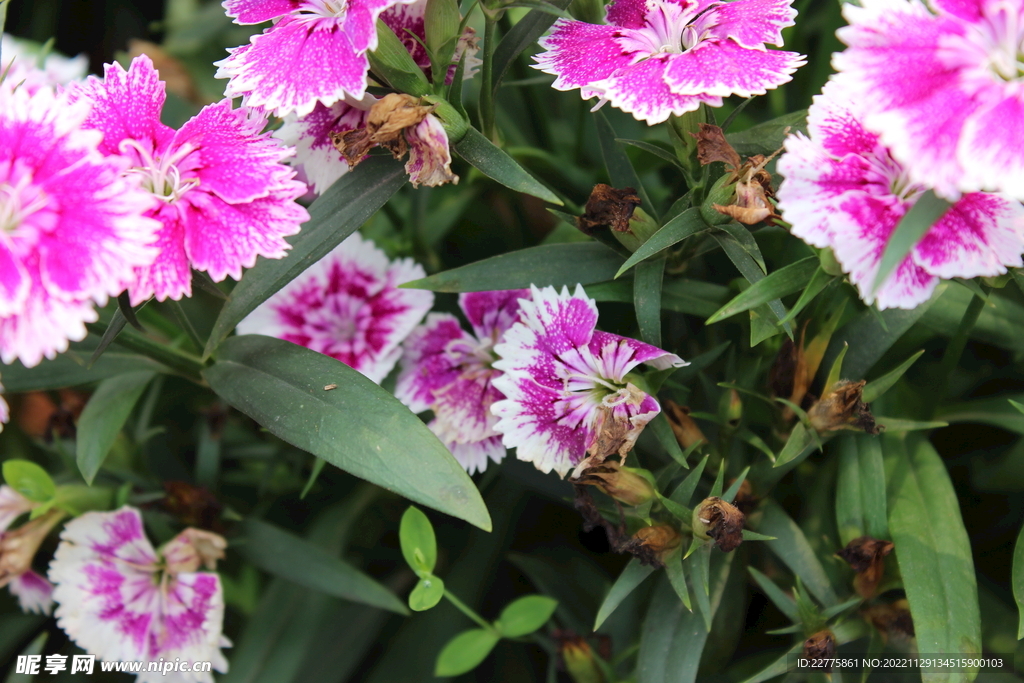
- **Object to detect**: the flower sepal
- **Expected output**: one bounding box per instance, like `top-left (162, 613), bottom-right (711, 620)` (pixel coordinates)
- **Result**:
top-left (370, 20), bottom-right (434, 98)
top-left (573, 461), bottom-right (657, 507)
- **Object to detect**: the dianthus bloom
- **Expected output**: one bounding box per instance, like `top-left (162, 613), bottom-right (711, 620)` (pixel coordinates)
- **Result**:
top-left (776, 81), bottom-right (1024, 310)
top-left (0, 84), bottom-right (160, 367)
top-left (236, 232), bottom-right (433, 383)
top-left (1, 33), bottom-right (88, 95)
top-left (833, 0), bottom-right (1024, 200)
top-left (215, 0), bottom-right (419, 117)
top-left (533, 0), bottom-right (805, 124)
top-left (492, 285), bottom-right (687, 477)
top-left (49, 507), bottom-right (229, 683)
top-left (396, 290), bottom-right (529, 474)
top-left (70, 55), bottom-right (309, 304)
top-left (0, 485), bottom-right (55, 614)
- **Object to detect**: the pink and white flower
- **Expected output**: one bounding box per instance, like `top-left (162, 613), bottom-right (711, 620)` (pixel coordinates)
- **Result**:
top-left (0, 492), bottom-right (58, 615)
top-left (215, 0), bottom-right (419, 117)
top-left (9, 570), bottom-right (54, 615)
top-left (833, 0), bottom-right (1024, 200)
top-left (70, 55), bottom-right (309, 304)
top-left (236, 232), bottom-right (433, 383)
top-left (49, 507), bottom-right (229, 683)
top-left (1, 34), bottom-right (88, 96)
top-left (0, 377), bottom-right (7, 433)
top-left (533, 0), bottom-right (805, 124)
top-left (491, 285), bottom-right (687, 477)
top-left (396, 290), bottom-right (529, 474)
top-left (380, 0), bottom-right (481, 82)
top-left (0, 83), bottom-right (160, 367)
top-left (776, 81), bottom-right (1024, 310)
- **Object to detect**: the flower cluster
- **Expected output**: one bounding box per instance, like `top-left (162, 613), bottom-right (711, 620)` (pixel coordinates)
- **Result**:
top-left (533, 0), bottom-right (805, 124)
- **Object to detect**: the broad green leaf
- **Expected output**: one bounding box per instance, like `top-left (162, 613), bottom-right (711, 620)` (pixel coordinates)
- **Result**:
top-left (409, 575), bottom-right (445, 612)
top-left (835, 434), bottom-right (888, 546)
top-left (490, 0), bottom-right (572, 92)
top-left (496, 595), bottom-right (558, 637)
top-left (937, 393), bottom-right (1024, 435)
top-left (75, 371), bottom-right (156, 485)
top-left (402, 242), bottom-right (623, 292)
top-left (747, 567), bottom-right (798, 621)
top-left (884, 434), bottom-right (982, 677)
top-left (634, 257), bottom-right (665, 346)
top-left (873, 190), bottom-right (952, 293)
top-left (594, 557), bottom-right (656, 630)
top-left (615, 208), bottom-right (709, 278)
top-left (707, 257), bottom-right (818, 324)
top-left (726, 109), bottom-right (808, 158)
top-left (0, 348), bottom-right (167, 393)
top-left (434, 629), bottom-right (500, 676)
top-left (664, 546), bottom-right (691, 610)
top-left (204, 335), bottom-right (491, 530)
top-left (1014, 522), bottom-right (1024, 639)
top-left (595, 110), bottom-right (655, 219)
top-left (400, 506), bottom-right (438, 574)
top-left (756, 500), bottom-right (839, 607)
top-left (204, 156), bottom-right (407, 359)
top-left (453, 128), bottom-right (562, 204)
top-left (238, 518), bottom-right (408, 614)
top-left (368, 20), bottom-right (431, 96)
top-left (862, 350), bottom-right (925, 403)
top-left (773, 422), bottom-right (816, 469)
top-left (2, 460), bottom-right (55, 503)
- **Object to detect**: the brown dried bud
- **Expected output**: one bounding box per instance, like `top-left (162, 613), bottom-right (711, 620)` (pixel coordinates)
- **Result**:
top-left (556, 633), bottom-right (608, 683)
top-left (577, 184), bottom-right (642, 234)
top-left (0, 509), bottom-right (64, 587)
top-left (694, 123), bottom-right (742, 170)
top-left (331, 93), bottom-right (435, 166)
top-left (628, 525), bottom-right (681, 566)
top-left (802, 630), bottom-right (837, 671)
top-left (837, 536), bottom-right (894, 598)
top-left (692, 496), bottom-right (745, 552)
top-left (694, 124), bottom-right (785, 226)
top-left (730, 479), bottom-right (759, 515)
top-left (807, 380), bottom-right (880, 435)
top-left (574, 461), bottom-right (656, 507)
top-left (162, 481), bottom-right (223, 532)
top-left (664, 400), bottom-right (707, 450)
top-left (862, 599), bottom-right (915, 644)
top-left (161, 528), bottom-right (228, 574)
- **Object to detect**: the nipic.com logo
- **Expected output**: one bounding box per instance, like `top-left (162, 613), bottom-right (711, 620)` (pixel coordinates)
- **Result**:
top-left (15, 655), bottom-right (214, 676)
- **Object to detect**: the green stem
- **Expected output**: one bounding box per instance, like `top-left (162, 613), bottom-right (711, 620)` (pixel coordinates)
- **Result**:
top-left (479, 14), bottom-right (498, 141)
top-left (86, 321), bottom-right (206, 381)
top-left (444, 589), bottom-right (496, 633)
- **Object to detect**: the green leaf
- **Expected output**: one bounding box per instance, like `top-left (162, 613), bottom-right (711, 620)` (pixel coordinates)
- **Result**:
top-left (238, 518), bottom-right (408, 614)
top-left (204, 156), bottom-right (407, 359)
top-left (424, 0), bottom-right (459, 55)
top-left (453, 127), bottom-right (562, 204)
top-left (409, 575), bottom-right (445, 612)
top-left (874, 417), bottom-right (948, 432)
top-left (670, 454), bottom-right (709, 506)
top-left (937, 393), bottom-right (1024, 435)
top-left (824, 342), bottom-right (848, 391)
top-left (777, 266), bottom-right (835, 325)
top-left (5, 631), bottom-right (48, 683)
top-left (773, 421), bottom-right (817, 469)
top-left (756, 500), bottom-right (839, 607)
top-left (1, 348), bottom-right (167, 393)
top-left (747, 566), bottom-right (799, 621)
top-left (706, 257), bottom-right (818, 324)
top-left (616, 138), bottom-right (684, 169)
top-left (722, 466), bottom-right (750, 502)
top-left (402, 242), bottom-right (623, 292)
top-left (1014, 522), bottom-right (1024, 639)
top-left (400, 506), bottom-right (438, 574)
top-left (490, 0), bottom-right (572, 92)
top-left (615, 208), bottom-right (709, 278)
top-left (664, 546), bottom-right (692, 610)
top-left (434, 628), bottom-right (501, 676)
top-left (712, 228), bottom-right (791, 336)
top-left (2, 460), bottom-right (55, 503)
top-left (634, 256), bottom-right (665, 346)
top-left (594, 557), bottom-right (656, 630)
top-left (496, 595), bottom-right (558, 637)
top-left (883, 434), bottom-right (982, 671)
top-left (89, 306), bottom-right (131, 365)
top-left (862, 350), bottom-right (925, 403)
top-left (873, 190), bottom-right (953, 294)
top-left (204, 335), bottom-right (491, 530)
top-left (726, 109), bottom-right (807, 158)
top-left (835, 434), bottom-right (888, 547)
top-left (595, 110), bottom-right (655, 219)
top-left (75, 371), bottom-right (156, 485)
top-left (648, 413), bottom-right (687, 467)
top-left (367, 20), bottom-right (431, 96)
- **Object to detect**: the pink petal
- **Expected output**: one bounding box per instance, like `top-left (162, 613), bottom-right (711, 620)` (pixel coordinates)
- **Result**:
top-left (152, 572), bottom-right (225, 667)
top-left (0, 280), bottom-right (97, 367)
top-left (704, 0), bottom-right (798, 47)
top-left (931, 0), bottom-right (985, 22)
top-left (223, 0), bottom-right (303, 23)
top-left (343, 0), bottom-right (418, 54)
top-left (130, 205), bottom-right (192, 304)
top-left (395, 313), bottom-right (472, 413)
top-left (442, 434), bottom-right (506, 476)
top-left (275, 98), bottom-right (372, 195)
top-left (605, 0), bottom-right (650, 29)
top-left (958, 89), bottom-right (1024, 198)
top-left (405, 115), bottom-right (458, 187)
top-left (459, 289), bottom-right (530, 339)
top-left (432, 372), bottom-right (504, 445)
top-left (588, 330), bottom-right (686, 376)
top-left (600, 54), bottom-right (717, 124)
top-left (533, 20), bottom-right (636, 91)
top-left (0, 237), bottom-right (29, 317)
top-left (381, 0), bottom-right (430, 69)
top-left (806, 81), bottom-right (880, 158)
top-left (663, 39), bottom-right (804, 98)
top-left (8, 570), bottom-right (54, 615)
top-left (215, 15), bottom-right (371, 117)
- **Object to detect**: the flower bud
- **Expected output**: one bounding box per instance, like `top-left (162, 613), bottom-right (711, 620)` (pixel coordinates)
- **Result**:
top-left (863, 598), bottom-right (914, 645)
top-left (802, 630), bottom-right (836, 671)
top-left (836, 536), bottom-right (893, 598)
top-left (721, 388), bottom-right (742, 426)
top-left (559, 635), bottom-right (607, 683)
top-left (807, 380), bottom-right (879, 435)
top-left (664, 400), bottom-right (707, 449)
top-left (0, 509), bottom-right (63, 587)
top-left (692, 496), bottom-right (745, 552)
top-left (700, 173), bottom-right (736, 226)
top-left (575, 461), bottom-right (656, 507)
top-left (161, 528), bottom-right (228, 574)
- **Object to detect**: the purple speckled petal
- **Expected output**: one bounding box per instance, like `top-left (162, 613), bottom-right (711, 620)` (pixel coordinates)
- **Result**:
top-left (275, 98), bottom-right (373, 195)
top-left (663, 40), bottom-right (804, 98)
top-left (343, 0), bottom-right (419, 54)
top-left (130, 204), bottom-right (193, 304)
top-left (588, 330), bottom-right (686, 378)
top-left (605, 0), bottom-right (651, 29)
top-left (704, 0), bottom-right (798, 48)
top-left (405, 115), bottom-right (458, 187)
top-left (8, 570), bottom-right (54, 615)
top-left (805, 81), bottom-right (880, 158)
top-left (432, 372), bottom-right (504, 445)
top-left (395, 313), bottom-right (472, 413)
top-left (215, 16), bottom-right (370, 117)
top-left (382, 0), bottom-right (430, 69)
top-left (223, 0), bottom-right (303, 23)
top-left (459, 289), bottom-right (530, 339)
top-left (602, 54), bottom-right (718, 124)
top-left (533, 20), bottom-right (637, 91)
top-left (137, 572), bottom-right (224, 682)
top-left (913, 192), bottom-right (1024, 279)
top-left (442, 434), bottom-right (506, 475)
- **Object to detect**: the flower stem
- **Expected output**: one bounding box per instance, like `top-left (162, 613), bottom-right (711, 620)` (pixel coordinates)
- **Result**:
top-left (86, 321), bottom-right (206, 382)
top-left (479, 13), bottom-right (499, 141)
top-left (444, 589), bottom-right (496, 632)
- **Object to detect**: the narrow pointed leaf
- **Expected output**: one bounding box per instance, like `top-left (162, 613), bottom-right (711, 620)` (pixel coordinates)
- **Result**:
top-left (670, 454), bottom-right (709, 506)
top-left (634, 257), bottom-right (665, 346)
top-left (756, 501), bottom-right (839, 607)
top-left (76, 371), bottom-right (156, 484)
top-left (88, 308), bottom-right (130, 366)
top-left (862, 350), bottom-right (925, 403)
top-left (454, 127), bottom-right (562, 204)
top-left (748, 566), bottom-right (799, 621)
top-left (664, 546), bottom-right (691, 610)
top-left (773, 422), bottom-right (817, 469)
top-left (616, 138), bottom-right (684, 169)
top-left (595, 110), bottom-right (655, 219)
top-left (594, 558), bottom-right (656, 630)
top-left (648, 413), bottom-right (687, 467)
top-left (368, 20), bottom-right (432, 96)
top-left (615, 208), bottom-right (709, 278)
top-left (778, 266), bottom-right (835, 325)
top-left (722, 466), bottom-right (750, 502)
top-left (872, 190), bottom-right (952, 293)
top-left (707, 257), bottom-right (817, 324)
top-left (204, 335), bottom-right (491, 531)
top-left (204, 156), bottom-right (407, 358)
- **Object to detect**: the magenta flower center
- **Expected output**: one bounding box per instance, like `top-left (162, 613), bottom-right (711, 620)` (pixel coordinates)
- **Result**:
top-left (619, 0), bottom-right (714, 56)
top-left (0, 165), bottom-right (49, 237)
top-left (119, 139), bottom-right (199, 203)
top-left (864, 146), bottom-right (924, 204)
top-left (959, 4), bottom-right (1024, 81)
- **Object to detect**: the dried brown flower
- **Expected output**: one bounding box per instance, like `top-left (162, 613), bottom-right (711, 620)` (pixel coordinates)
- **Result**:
top-left (693, 496), bottom-right (745, 552)
top-left (577, 184), bottom-right (643, 234)
top-left (573, 461), bottom-right (656, 507)
top-left (807, 380), bottom-right (880, 435)
top-left (694, 124), bottom-right (784, 225)
top-left (837, 536), bottom-right (894, 598)
top-left (802, 630), bottom-right (837, 671)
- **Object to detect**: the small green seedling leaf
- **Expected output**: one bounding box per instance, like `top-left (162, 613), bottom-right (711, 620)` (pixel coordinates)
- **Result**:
top-left (3, 460), bottom-right (56, 503)
top-left (409, 574), bottom-right (445, 611)
top-left (400, 506), bottom-right (437, 574)
top-left (495, 595), bottom-right (558, 637)
top-left (435, 628), bottom-right (501, 676)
